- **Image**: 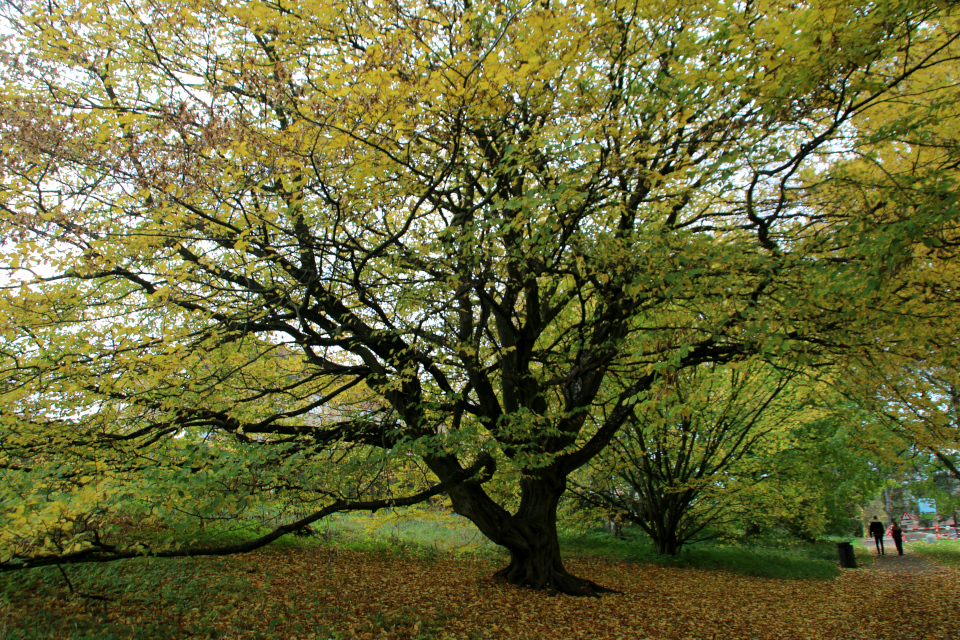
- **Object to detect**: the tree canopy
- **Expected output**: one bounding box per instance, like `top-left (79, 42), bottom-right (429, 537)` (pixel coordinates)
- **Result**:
top-left (1, 0), bottom-right (959, 594)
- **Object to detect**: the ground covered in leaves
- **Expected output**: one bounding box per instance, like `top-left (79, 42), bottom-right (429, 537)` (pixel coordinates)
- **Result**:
top-left (2, 542), bottom-right (959, 640)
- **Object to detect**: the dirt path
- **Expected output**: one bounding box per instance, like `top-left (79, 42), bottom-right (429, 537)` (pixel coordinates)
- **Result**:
top-left (860, 539), bottom-right (943, 574)
top-left (868, 552), bottom-right (942, 574)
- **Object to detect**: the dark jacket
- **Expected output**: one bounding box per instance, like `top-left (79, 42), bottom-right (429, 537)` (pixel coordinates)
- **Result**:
top-left (869, 521), bottom-right (885, 537)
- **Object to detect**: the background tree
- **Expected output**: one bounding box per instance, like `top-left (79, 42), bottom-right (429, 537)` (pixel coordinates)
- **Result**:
top-left (815, 8), bottom-right (960, 479)
top-left (2, 0), bottom-right (959, 594)
top-left (571, 361), bottom-right (802, 555)
top-left (740, 397), bottom-right (898, 540)
top-left (571, 364), bottom-right (885, 552)
top-left (845, 355), bottom-right (960, 480)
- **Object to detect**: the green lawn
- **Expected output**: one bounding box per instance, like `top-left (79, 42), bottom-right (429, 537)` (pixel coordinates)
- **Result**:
top-left (909, 538), bottom-right (960, 568)
top-left (558, 528), bottom-right (849, 580)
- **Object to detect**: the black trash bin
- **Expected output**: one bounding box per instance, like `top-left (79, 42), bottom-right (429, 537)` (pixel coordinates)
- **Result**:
top-left (837, 541), bottom-right (857, 568)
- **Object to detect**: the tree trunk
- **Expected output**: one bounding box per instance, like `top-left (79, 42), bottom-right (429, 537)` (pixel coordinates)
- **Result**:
top-left (493, 475), bottom-right (619, 596)
top-left (433, 458), bottom-right (618, 596)
top-left (605, 517), bottom-right (623, 539)
top-left (652, 531), bottom-right (681, 556)
top-left (641, 502), bottom-right (684, 556)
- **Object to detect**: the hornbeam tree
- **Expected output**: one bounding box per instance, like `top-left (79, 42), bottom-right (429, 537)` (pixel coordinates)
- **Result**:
top-left (571, 361), bottom-right (804, 556)
top-left (1, 0), bottom-right (959, 594)
top-left (845, 353), bottom-right (960, 481)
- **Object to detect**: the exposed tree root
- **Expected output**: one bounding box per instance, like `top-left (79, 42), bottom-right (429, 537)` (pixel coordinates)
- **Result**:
top-left (493, 563), bottom-right (622, 597)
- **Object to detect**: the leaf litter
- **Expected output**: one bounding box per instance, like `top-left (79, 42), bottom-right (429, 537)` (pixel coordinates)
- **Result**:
top-left (2, 547), bottom-right (958, 639)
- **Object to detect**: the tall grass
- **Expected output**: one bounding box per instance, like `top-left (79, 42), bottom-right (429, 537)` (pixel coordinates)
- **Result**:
top-left (322, 512), bottom-right (499, 557)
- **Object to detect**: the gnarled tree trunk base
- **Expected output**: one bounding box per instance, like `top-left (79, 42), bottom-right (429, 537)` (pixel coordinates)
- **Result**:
top-left (493, 560), bottom-right (621, 597)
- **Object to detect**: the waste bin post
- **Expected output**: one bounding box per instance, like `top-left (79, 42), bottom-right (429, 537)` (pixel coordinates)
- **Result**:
top-left (837, 541), bottom-right (858, 569)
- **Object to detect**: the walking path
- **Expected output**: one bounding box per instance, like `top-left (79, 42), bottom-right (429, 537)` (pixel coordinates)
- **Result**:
top-left (859, 539), bottom-right (943, 574)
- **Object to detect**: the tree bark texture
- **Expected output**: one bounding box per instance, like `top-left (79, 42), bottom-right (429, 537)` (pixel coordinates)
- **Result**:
top-left (433, 458), bottom-right (619, 596)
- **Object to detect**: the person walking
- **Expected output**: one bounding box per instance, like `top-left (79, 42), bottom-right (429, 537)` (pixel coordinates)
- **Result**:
top-left (869, 516), bottom-right (886, 556)
top-left (891, 520), bottom-right (904, 555)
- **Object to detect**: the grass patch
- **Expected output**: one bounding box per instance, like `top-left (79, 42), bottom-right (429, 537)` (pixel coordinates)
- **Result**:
top-left (0, 554), bottom-right (256, 639)
top-left (655, 542), bottom-right (841, 580)
top-left (852, 540), bottom-right (877, 567)
top-left (322, 511), bottom-right (500, 557)
top-left (559, 528), bottom-right (658, 563)
top-left (321, 515), bottom-right (843, 580)
top-left (560, 529), bottom-right (844, 580)
top-left (910, 539), bottom-right (960, 568)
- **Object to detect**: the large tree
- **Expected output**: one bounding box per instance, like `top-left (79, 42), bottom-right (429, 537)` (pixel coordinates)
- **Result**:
top-left (1, 0), bottom-right (958, 594)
